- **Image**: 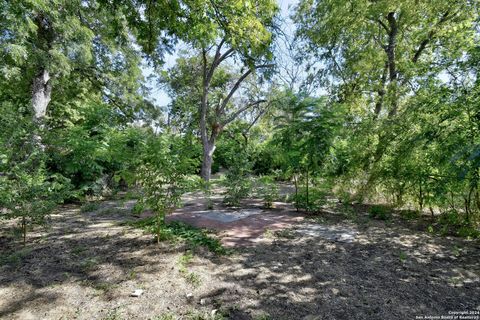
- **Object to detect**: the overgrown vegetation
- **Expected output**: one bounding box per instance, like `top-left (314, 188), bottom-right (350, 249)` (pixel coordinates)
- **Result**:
top-left (128, 218), bottom-right (227, 255)
top-left (0, 0), bottom-right (478, 285)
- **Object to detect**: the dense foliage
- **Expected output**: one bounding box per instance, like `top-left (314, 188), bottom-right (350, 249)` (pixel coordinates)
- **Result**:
top-left (1, 0), bottom-right (479, 244)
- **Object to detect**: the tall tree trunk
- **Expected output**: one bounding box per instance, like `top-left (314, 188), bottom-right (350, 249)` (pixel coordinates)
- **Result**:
top-left (31, 68), bottom-right (52, 150)
top-left (201, 140), bottom-right (216, 181)
top-left (32, 68), bottom-right (52, 120)
top-left (385, 12), bottom-right (399, 117)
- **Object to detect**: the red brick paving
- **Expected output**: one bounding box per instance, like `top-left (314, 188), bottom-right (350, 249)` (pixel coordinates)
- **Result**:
top-left (166, 206), bottom-right (305, 247)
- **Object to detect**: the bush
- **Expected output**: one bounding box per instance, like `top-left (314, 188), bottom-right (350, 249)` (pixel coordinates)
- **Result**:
top-left (292, 187), bottom-right (328, 212)
top-left (400, 210), bottom-right (420, 220)
top-left (255, 176), bottom-right (279, 208)
top-left (436, 210), bottom-right (480, 238)
top-left (0, 116), bottom-right (71, 245)
top-left (368, 205), bottom-right (391, 220)
top-left (134, 134), bottom-right (198, 243)
top-left (222, 149), bottom-right (252, 207)
top-left (129, 218), bottom-right (227, 254)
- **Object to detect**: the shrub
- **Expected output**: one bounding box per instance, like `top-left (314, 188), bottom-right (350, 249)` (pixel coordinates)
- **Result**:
top-left (292, 187), bottom-right (328, 212)
top-left (128, 218), bottom-right (227, 254)
top-left (400, 210), bottom-right (420, 220)
top-left (0, 120), bottom-right (71, 245)
top-left (255, 176), bottom-right (279, 208)
top-left (135, 135), bottom-right (198, 243)
top-left (368, 205), bottom-right (391, 220)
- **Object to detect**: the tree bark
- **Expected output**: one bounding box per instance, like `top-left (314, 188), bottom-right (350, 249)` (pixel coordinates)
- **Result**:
top-left (32, 68), bottom-right (52, 120)
top-left (385, 12), bottom-right (399, 117)
top-left (200, 140), bottom-right (216, 181)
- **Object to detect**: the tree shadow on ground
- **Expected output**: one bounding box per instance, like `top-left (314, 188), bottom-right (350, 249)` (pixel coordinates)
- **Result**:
top-left (196, 218), bottom-right (480, 319)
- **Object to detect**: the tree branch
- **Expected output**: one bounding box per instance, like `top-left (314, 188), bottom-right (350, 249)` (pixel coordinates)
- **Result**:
top-left (219, 64), bottom-right (274, 114)
top-left (412, 10), bottom-right (450, 63)
top-left (222, 99), bottom-right (267, 126)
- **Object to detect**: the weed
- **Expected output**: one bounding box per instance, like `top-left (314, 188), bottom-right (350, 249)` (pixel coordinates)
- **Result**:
top-left (398, 251), bottom-right (407, 262)
top-left (127, 270), bottom-right (137, 280)
top-left (263, 229), bottom-right (274, 239)
top-left (341, 205), bottom-right (357, 220)
top-left (255, 176), bottom-right (279, 209)
top-left (80, 201), bottom-right (100, 213)
top-left (274, 229), bottom-right (295, 239)
top-left (185, 272), bottom-right (202, 287)
top-left (178, 251), bottom-right (202, 287)
top-left (131, 202), bottom-right (144, 216)
top-left (254, 313), bottom-right (271, 320)
top-left (127, 218), bottom-right (228, 254)
top-left (79, 257), bottom-right (99, 272)
top-left (452, 246), bottom-right (461, 257)
top-left (94, 281), bottom-right (116, 293)
top-left (71, 245), bottom-right (88, 256)
top-left (179, 251), bottom-right (194, 266)
top-left (0, 247), bottom-right (32, 267)
top-left (400, 210), bottom-right (420, 220)
top-left (154, 309), bottom-right (225, 320)
top-left (101, 308), bottom-right (122, 320)
top-left (152, 314), bottom-right (176, 320)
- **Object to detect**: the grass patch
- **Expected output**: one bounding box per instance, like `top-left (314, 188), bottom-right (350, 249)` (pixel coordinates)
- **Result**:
top-left (177, 251), bottom-right (202, 287)
top-left (154, 310), bottom-right (225, 320)
top-left (274, 229), bottom-right (295, 239)
top-left (127, 218), bottom-right (228, 255)
top-left (79, 257), bottom-right (99, 272)
top-left (0, 247), bottom-right (32, 267)
top-left (80, 201), bottom-right (100, 213)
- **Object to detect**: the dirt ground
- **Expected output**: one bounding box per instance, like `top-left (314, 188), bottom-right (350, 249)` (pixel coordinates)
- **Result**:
top-left (0, 188), bottom-right (479, 320)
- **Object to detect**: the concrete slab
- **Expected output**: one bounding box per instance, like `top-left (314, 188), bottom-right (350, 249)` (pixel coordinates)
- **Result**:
top-left (200, 209), bottom-right (264, 223)
top-left (295, 224), bottom-right (358, 243)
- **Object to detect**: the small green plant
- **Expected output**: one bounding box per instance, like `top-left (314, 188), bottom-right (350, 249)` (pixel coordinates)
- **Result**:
top-left (223, 174), bottom-right (251, 207)
top-left (81, 201), bottom-right (100, 213)
top-left (255, 176), bottom-right (279, 209)
top-left (0, 248), bottom-right (32, 267)
top-left (368, 205), bottom-right (391, 220)
top-left (435, 210), bottom-right (480, 238)
top-left (274, 229), bottom-right (295, 239)
top-left (184, 271), bottom-right (202, 287)
top-left (101, 308), bottom-right (123, 320)
top-left (131, 202), bottom-right (144, 216)
top-left (254, 313), bottom-right (271, 320)
top-left (398, 251), bottom-right (407, 262)
top-left (135, 134), bottom-right (198, 243)
top-left (263, 229), bottom-right (274, 239)
top-left (71, 245), bottom-right (88, 256)
top-left (292, 187), bottom-right (327, 212)
top-left (153, 314), bottom-right (176, 320)
top-left (400, 210), bottom-right (420, 220)
top-left (79, 257), bottom-right (99, 272)
top-left (128, 219), bottom-right (227, 254)
top-left (222, 149), bottom-right (252, 207)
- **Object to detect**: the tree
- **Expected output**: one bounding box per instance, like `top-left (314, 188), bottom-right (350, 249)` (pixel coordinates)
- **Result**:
top-left (272, 90), bottom-right (340, 211)
top-left (135, 133), bottom-right (198, 243)
top-left (162, 49), bottom-right (274, 180)
top-left (294, 0), bottom-right (478, 198)
top-left (0, 0), bottom-right (147, 132)
top-left (129, 0), bottom-right (278, 181)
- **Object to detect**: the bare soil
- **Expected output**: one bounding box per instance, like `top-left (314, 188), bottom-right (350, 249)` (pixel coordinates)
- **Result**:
top-left (0, 191), bottom-right (479, 320)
